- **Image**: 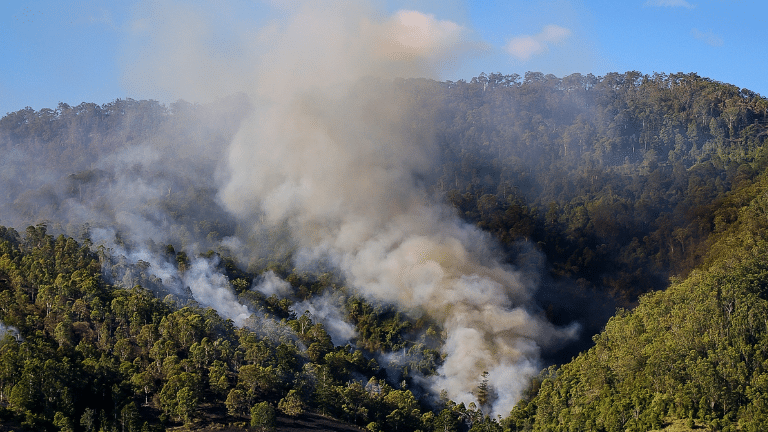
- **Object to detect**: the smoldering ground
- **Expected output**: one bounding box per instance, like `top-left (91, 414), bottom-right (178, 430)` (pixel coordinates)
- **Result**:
top-left (0, 0), bottom-right (589, 417)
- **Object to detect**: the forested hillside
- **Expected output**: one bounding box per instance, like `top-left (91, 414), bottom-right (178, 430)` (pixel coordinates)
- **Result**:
top-left (432, 71), bottom-right (768, 300)
top-left (0, 224), bottom-right (451, 431)
top-left (507, 153), bottom-right (768, 432)
top-left (1, 71), bottom-right (767, 431)
top-left (4, 72), bottom-right (766, 303)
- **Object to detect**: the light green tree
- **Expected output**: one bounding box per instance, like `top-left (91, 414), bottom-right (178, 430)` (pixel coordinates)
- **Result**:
top-left (250, 401), bottom-right (276, 431)
top-left (79, 408), bottom-right (96, 432)
top-left (53, 411), bottom-right (74, 432)
top-left (278, 389), bottom-right (305, 417)
top-left (158, 372), bottom-right (200, 424)
top-left (226, 388), bottom-right (248, 417)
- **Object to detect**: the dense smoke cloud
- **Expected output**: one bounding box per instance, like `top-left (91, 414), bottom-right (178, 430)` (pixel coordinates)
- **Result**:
top-left (0, 0), bottom-right (581, 416)
top-left (147, 0), bottom-right (574, 414)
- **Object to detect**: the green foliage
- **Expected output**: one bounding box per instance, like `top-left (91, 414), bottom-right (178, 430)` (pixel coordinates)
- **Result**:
top-left (250, 401), bottom-right (276, 430)
top-left (225, 388), bottom-right (248, 418)
top-left (508, 170), bottom-right (768, 430)
top-left (2, 71), bottom-right (768, 431)
top-left (475, 371), bottom-right (490, 409)
top-left (433, 72), bottom-right (768, 304)
top-left (278, 389), bottom-right (305, 417)
top-left (159, 372), bottom-right (200, 424)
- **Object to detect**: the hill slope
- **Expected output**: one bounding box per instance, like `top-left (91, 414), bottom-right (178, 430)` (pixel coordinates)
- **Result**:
top-left (507, 172), bottom-right (768, 431)
top-left (1, 71), bottom-right (768, 431)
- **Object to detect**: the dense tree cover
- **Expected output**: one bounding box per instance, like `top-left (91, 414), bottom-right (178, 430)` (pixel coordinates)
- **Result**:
top-left (3, 72), bottom-right (766, 306)
top-left (0, 225), bottom-right (505, 431)
top-left (0, 97), bottom-right (246, 176)
top-left (2, 71), bottom-right (768, 431)
top-left (429, 71), bottom-right (768, 302)
top-left (507, 171), bottom-right (768, 431)
top-left (0, 97), bottom-right (247, 252)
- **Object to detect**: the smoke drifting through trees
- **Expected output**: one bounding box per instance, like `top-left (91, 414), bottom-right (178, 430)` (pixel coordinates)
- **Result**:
top-left (0, 0), bottom-right (581, 416)
top-left (205, 0), bottom-right (576, 414)
top-left (0, 321), bottom-right (20, 342)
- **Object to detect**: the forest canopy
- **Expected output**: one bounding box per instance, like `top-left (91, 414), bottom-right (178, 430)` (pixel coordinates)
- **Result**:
top-left (0, 70), bottom-right (767, 431)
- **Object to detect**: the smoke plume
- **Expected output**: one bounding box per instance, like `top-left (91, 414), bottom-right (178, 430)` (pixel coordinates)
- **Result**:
top-left (126, 0), bottom-right (575, 414)
top-left (0, 0), bottom-right (582, 416)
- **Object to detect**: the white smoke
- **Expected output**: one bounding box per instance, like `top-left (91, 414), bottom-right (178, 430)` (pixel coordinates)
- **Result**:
top-left (292, 291), bottom-right (356, 346)
top-left (182, 258), bottom-right (252, 326)
top-left (90, 228), bottom-right (252, 326)
top-left (325, 203), bottom-right (579, 414)
top-left (123, 0), bottom-right (577, 416)
top-left (252, 270), bottom-right (293, 297)
top-left (0, 321), bottom-right (21, 342)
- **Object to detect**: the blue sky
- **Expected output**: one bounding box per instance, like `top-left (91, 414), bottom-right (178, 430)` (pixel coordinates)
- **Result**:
top-left (1, 0), bottom-right (765, 116)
